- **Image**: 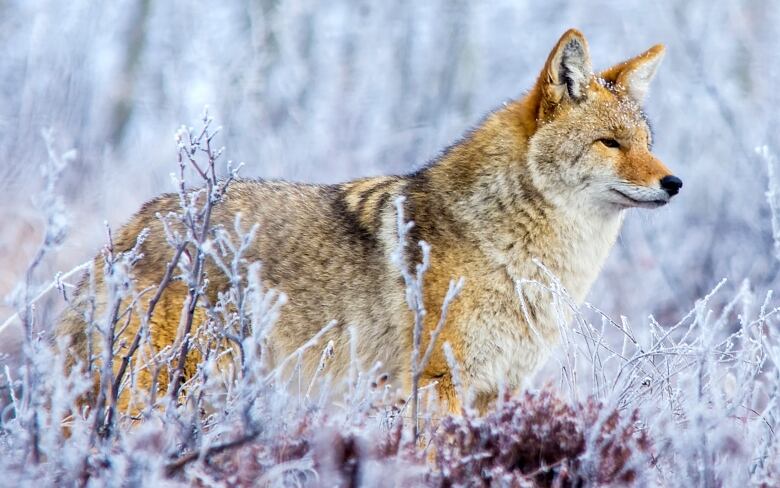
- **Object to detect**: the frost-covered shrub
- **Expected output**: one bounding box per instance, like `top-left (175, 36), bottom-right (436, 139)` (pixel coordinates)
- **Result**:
top-left (193, 419), bottom-right (416, 487)
top-left (430, 389), bottom-right (651, 487)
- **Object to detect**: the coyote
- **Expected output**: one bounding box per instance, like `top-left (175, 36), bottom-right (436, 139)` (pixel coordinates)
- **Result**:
top-left (58, 29), bottom-right (681, 413)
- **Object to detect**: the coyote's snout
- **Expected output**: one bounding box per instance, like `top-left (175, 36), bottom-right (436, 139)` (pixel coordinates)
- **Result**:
top-left (58, 29), bottom-right (680, 414)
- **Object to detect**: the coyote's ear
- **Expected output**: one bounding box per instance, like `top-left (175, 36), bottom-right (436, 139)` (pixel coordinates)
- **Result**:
top-left (536, 29), bottom-right (592, 115)
top-left (600, 45), bottom-right (665, 103)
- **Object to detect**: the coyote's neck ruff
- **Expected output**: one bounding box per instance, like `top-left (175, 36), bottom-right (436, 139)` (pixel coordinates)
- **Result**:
top-left (59, 29), bottom-right (680, 414)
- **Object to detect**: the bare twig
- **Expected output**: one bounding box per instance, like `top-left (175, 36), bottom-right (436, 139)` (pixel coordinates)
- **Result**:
top-left (165, 429), bottom-right (260, 475)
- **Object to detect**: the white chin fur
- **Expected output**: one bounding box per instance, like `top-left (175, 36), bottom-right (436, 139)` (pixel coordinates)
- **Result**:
top-left (608, 184), bottom-right (670, 209)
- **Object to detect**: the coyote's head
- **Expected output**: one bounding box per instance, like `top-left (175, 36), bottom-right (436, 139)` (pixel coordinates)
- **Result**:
top-left (526, 29), bottom-right (681, 211)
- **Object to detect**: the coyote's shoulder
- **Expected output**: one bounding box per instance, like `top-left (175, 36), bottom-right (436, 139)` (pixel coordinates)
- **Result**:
top-left (58, 29), bottom-right (681, 413)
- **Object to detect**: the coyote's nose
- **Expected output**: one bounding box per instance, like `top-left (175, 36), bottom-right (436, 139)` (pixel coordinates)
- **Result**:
top-left (660, 175), bottom-right (683, 196)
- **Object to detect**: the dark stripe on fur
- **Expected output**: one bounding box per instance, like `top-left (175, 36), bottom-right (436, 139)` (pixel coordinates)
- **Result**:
top-left (326, 186), bottom-right (378, 249)
top-left (353, 178), bottom-right (398, 221)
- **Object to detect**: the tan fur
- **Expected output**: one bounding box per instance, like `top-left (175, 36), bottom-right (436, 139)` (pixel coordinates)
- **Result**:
top-left (57, 29), bottom-right (679, 414)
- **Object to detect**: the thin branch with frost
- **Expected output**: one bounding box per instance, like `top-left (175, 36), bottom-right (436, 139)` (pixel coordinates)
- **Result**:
top-left (0, 260), bottom-right (91, 335)
top-left (165, 429), bottom-right (260, 475)
top-left (92, 223), bottom-right (149, 439)
top-left (8, 130), bottom-right (75, 465)
top-left (167, 108), bottom-right (239, 402)
top-left (391, 196), bottom-right (463, 441)
top-left (305, 340), bottom-right (335, 400)
top-left (442, 341), bottom-right (464, 409)
top-left (418, 277), bottom-right (464, 379)
top-left (760, 145), bottom-right (780, 262)
top-left (266, 320), bottom-right (338, 384)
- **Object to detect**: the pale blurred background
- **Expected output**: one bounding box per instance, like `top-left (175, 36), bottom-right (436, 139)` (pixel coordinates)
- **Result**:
top-left (2, 0), bottom-right (779, 328)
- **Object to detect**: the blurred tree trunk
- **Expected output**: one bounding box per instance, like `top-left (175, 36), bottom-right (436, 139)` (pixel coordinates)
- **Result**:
top-left (108, 0), bottom-right (151, 148)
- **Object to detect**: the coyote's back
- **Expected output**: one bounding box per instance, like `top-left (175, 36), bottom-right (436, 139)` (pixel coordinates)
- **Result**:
top-left (58, 178), bottom-right (417, 405)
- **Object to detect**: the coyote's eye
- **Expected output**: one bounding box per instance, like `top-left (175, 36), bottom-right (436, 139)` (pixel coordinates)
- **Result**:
top-left (597, 138), bottom-right (621, 149)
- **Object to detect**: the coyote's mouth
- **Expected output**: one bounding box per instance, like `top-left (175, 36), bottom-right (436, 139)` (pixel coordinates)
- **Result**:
top-left (609, 188), bottom-right (668, 209)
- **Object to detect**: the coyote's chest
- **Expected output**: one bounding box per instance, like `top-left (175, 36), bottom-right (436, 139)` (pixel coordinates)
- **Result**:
top-left (552, 210), bottom-right (624, 303)
top-left (461, 274), bottom-right (555, 394)
top-left (464, 210), bottom-right (623, 394)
